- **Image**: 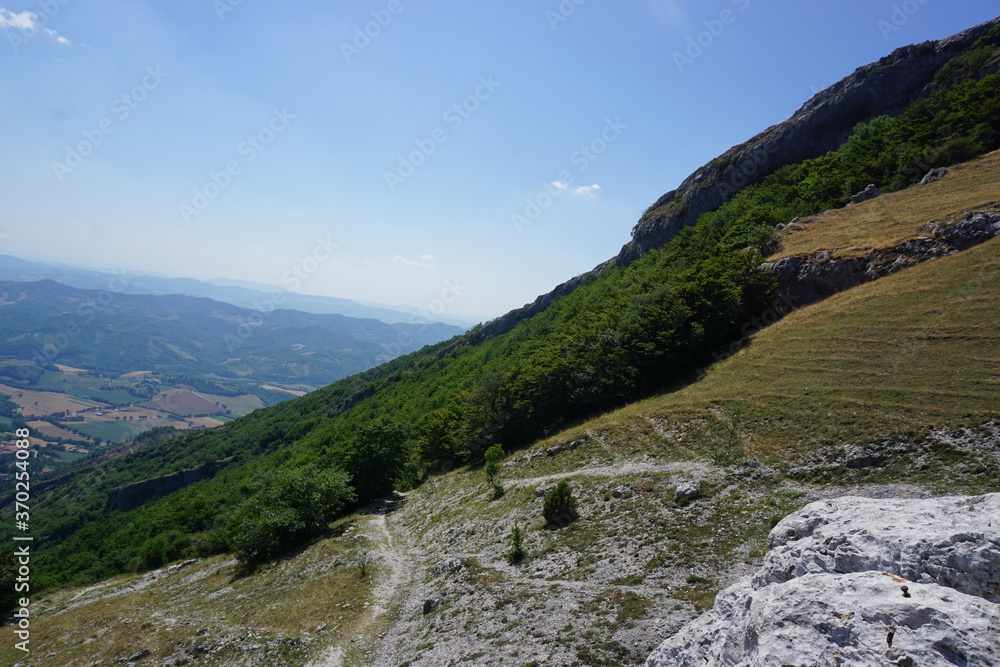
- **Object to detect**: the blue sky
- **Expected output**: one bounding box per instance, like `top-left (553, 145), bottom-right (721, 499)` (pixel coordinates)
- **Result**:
top-left (1, 1), bottom-right (997, 322)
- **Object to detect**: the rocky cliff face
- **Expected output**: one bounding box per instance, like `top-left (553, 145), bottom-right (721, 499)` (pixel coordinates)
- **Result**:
top-left (624, 18), bottom-right (999, 266)
top-left (768, 209), bottom-right (1000, 308)
top-left (106, 459), bottom-right (229, 512)
top-left (476, 17), bottom-right (1000, 339)
top-left (645, 493), bottom-right (1000, 666)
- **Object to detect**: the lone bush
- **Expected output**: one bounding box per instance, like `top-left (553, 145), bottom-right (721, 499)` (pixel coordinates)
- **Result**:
top-left (484, 443), bottom-right (505, 498)
top-left (228, 465), bottom-right (356, 564)
top-left (507, 524), bottom-right (526, 564)
top-left (543, 480), bottom-right (578, 527)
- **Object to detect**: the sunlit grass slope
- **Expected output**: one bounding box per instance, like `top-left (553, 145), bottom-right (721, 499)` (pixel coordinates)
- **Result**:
top-left (545, 168), bottom-right (1000, 464)
top-left (770, 149), bottom-right (1000, 260)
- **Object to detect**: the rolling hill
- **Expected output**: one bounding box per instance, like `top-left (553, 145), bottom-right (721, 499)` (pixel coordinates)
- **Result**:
top-left (6, 154), bottom-right (998, 666)
top-left (0, 279), bottom-right (463, 387)
top-left (0, 255), bottom-right (478, 328)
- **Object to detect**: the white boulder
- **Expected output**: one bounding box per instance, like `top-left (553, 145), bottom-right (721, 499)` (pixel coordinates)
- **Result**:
top-left (646, 493), bottom-right (1000, 666)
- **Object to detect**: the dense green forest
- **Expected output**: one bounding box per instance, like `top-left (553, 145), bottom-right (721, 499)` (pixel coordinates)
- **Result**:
top-left (4, 29), bottom-right (1000, 600)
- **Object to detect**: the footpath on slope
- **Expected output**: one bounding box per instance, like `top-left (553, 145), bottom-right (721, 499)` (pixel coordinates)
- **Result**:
top-left (311, 501), bottom-right (414, 667)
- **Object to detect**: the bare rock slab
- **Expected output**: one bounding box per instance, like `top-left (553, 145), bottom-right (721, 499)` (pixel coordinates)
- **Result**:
top-left (645, 493), bottom-right (1000, 666)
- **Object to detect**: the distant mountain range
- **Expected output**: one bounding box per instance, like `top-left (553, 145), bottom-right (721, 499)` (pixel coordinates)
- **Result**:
top-left (0, 279), bottom-right (464, 387)
top-left (0, 254), bottom-right (478, 328)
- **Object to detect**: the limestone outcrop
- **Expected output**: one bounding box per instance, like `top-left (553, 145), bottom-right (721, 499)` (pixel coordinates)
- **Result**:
top-left (624, 18), bottom-right (1000, 267)
top-left (106, 459), bottom-right (229, 511)
top-left (767, 210), bottom-right (1000, 308)
top-left (645, 493), bottom-right (1000, 666)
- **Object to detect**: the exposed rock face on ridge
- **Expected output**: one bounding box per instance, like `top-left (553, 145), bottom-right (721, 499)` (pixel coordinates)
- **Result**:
top-left (106, 459), bottom-right (230, 511)
top-left (767, 210), bottom-right (1000, 308)
top-left (475, 17), bottom-right (1000, 340)
top-left (645, 493), bottom-right (1000, 666)
top-left (625, 18), bottom-right (1000, 266)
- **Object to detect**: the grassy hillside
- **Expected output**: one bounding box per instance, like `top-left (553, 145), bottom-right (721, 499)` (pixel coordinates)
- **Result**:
top-left (5, 45), bottom-right (1000, 597)
top-left (771, 148), bottom-right (1000, 260)
top-left (552, 230), bottom-right (1000, 466)
top-left (3, 32), bottom-right (1000, 656)
top-left (6, 201), bottom-right (998, 666)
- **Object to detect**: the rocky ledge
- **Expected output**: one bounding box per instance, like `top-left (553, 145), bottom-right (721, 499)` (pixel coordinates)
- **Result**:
top-left (767, 209), bottom-right (1000, 308)
top-left (645, 493), bottom-right (1000, 666)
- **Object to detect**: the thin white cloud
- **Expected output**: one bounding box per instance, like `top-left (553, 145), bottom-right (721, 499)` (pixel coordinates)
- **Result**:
top-left (0, 9), bottom-right (71, 43)
top-left (0, 8), bottom-right (37, 30)
top-left (393, 255), bottom-right (435, 269)
top-left (45, 28), bottom-right (70, 44)
top-left (419, 253), bottom-right (436, 262)
top-left (551, 180), bottom-right (602, 197)
top-left (247, 244), bottom-right (266, 253)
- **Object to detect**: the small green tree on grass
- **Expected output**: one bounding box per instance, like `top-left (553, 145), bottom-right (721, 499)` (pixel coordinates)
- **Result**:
top-left (543, 480), bottom-right (578, 527)
top-left (228, 465), bottom-right (355, 565)
top-left (484, 443), bottom-right (505, 498)
top-left (713, 400), bottom-right (744, 465)
top-left (507, 524), bottom-right (526, 564)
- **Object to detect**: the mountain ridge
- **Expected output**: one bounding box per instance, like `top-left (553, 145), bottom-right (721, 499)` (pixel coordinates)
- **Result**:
top-left (475, 16), bottom-right (1000, 339)
top-left (0, 254), bottom-right (477, 328)
top-left (3, 17), bottom-right (1000, 666)
top-left (0, 279), bottom-right (463, 387)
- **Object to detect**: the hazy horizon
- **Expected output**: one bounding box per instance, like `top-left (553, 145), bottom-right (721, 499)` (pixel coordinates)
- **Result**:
top-left (1, 0), bottom-right (997, 321)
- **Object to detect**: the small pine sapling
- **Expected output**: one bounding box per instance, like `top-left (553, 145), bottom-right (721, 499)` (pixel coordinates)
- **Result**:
top-left (484, 443), bottom-right (505, 499)
top-left (543, 480), bottom-right (578, 527)
top-left (507, 524), bottom-right (526, 564)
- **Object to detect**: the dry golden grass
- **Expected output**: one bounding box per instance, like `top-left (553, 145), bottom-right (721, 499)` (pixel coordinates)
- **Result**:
top-left (118, 370), bottom-right (154, 379)
top-left (0, 384), bottom-right (103, 417)
top-left (769, 149), bottom-right (1000, 261)
top-left (26, 420), bottom-right (83, 441)
top-left (0, 519), bottom-right (383, 667)
top-left (262, 384), bottom-right (309, 397)
top-left (527, 166), bottom-right (1000, 471)
top-left (552, 235), bottom-right (1000, 465)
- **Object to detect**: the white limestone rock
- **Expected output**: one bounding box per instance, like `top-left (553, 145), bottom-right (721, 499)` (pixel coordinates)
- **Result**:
top-left (645, 493), bottom-right (1000, 666)
top-left (760, 493), bottom-right (1000, 601)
